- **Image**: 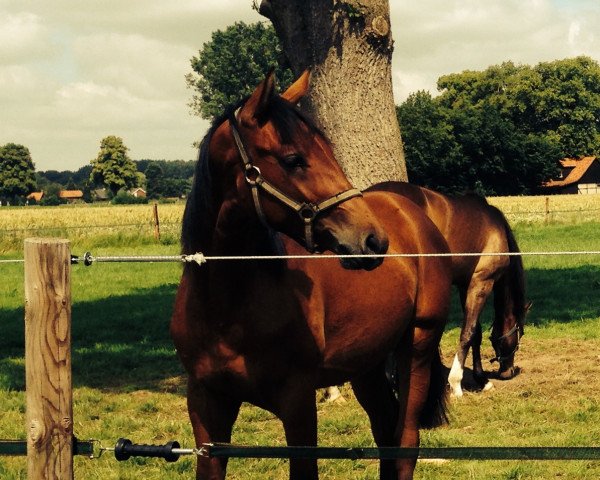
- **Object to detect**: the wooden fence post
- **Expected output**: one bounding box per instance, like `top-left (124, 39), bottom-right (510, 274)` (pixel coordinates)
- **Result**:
top-left (24, 238), bottom-right (73, 480)
top-left (153, 203), bottom-right (160, 242)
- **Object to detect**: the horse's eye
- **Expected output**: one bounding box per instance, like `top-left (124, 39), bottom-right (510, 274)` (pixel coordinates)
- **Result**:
top-left (279, 154), bottom-right (306, 171)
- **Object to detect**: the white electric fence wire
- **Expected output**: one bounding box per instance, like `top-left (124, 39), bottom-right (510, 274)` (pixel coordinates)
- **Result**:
top-left (4, 250), bottom-right (600, 266)
top-left (86, 250), bottom-right (600, 265)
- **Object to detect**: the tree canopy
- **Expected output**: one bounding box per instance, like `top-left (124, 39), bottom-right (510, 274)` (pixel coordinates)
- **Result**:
top-left (89, 136), bottom-right (138, 196)
top-left (0, 143), bottom-right (36, 201)
top-left (399, 56), bottom-right (599, 195)
top-left (186, 21), bottom-right (293, 119)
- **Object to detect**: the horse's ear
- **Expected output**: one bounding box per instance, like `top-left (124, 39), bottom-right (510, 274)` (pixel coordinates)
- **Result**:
top-left (240, 69), bottom-right (276, 124)
top-left (281, 70), bottom-right (311, 104)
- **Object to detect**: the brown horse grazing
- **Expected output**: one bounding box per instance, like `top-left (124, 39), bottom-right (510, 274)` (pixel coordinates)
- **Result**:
top-left (170, 71), bottom-right (453, 480)
top-left (366, 182), bottom-right (528, 398)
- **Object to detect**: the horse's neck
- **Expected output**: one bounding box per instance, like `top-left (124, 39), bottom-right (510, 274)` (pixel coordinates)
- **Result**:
top-left (493, 276), bottom-right (516, 331)
top-left (210, 200), bottom-right (275, 256)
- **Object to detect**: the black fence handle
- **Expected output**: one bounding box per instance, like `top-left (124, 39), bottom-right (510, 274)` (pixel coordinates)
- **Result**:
top-left (114, 438), bottom-right (181, 462)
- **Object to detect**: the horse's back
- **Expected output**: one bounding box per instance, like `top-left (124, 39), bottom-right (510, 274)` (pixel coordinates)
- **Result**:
top-left (368, 182), bottom-right (510, 285)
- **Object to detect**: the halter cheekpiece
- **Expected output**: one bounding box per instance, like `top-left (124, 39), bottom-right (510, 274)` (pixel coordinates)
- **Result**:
top-left (229, 107), bottom-right (363, 253)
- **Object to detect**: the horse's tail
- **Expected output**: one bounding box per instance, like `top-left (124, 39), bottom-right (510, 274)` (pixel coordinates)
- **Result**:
top-left (490, 205), bottom-right (527, 327)
top-left (419, 347), bottom-right (449, 429)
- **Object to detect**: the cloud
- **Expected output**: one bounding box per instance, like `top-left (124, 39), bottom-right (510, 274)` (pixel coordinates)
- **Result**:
top-left (1, 1), bottom-right (599, 170)
top-left (390, 0), bottom-right (600, 101)
top-left (0, 12), bottom-right (55, 64)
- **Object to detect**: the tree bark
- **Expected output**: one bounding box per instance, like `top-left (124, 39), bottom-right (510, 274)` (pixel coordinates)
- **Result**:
top-left (260, 0), bottom-right (407, 189)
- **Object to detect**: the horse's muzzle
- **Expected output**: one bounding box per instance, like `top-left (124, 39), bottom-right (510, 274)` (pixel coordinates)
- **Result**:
top-left (336, 231), bottom-right (389, 271)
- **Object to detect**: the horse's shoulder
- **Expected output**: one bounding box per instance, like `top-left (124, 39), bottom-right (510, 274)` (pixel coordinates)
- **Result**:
top-left (364, 191), bottom-right (449, 253)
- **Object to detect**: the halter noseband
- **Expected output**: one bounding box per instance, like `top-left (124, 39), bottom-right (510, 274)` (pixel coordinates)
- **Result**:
top-left (229, 108), bottom-right (363, 252)
top-left (490, 323), bottom-right (522, 365)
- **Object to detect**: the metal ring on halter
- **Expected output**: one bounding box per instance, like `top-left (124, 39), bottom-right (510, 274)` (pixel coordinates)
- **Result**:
top-left (298, 204), bottom-right (318, 220)
top-left (245, 165), bottom-right (262, 186)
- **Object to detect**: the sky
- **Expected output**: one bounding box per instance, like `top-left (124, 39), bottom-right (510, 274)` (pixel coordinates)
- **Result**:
top-left (1, 0), bottom-right (599, 172)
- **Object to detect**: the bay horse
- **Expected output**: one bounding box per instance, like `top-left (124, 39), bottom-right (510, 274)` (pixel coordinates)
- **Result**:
top-left (170, 71), bottom-right (453, 480)
top-left (366, 182), bottom-right (528, 397)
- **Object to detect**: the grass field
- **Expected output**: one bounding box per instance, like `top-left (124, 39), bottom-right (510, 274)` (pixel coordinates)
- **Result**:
top-left (1, 196), bottom-right (599, 479)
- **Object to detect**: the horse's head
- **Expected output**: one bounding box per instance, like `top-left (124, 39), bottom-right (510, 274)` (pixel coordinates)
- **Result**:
top-left (490, 300), bottom-right (531, 378)
top-left (209, 70), bottom-right (388, 270)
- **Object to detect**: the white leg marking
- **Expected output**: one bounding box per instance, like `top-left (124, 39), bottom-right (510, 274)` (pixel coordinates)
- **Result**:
top-left (325, 386), bottom-right (344, 403)
top-left (482, 381), bottom-right (494, 392)
top-left (448, 354), bottom-right (464, 398)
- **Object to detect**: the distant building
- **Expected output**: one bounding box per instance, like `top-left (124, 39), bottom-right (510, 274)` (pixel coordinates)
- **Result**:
top-left (92, 188), bottom-right (110, 202)
top-left (27, 191), bottom-right (44, 202)
top-left (130, 187), bottom-right (146, 198)
top-left (58, 190), bottom-right (84, 203)
top-left (541, 156), bottom-right (600, 194)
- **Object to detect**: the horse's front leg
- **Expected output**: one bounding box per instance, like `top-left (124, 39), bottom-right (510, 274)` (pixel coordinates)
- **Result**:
top-left (351, 363), bottom-right (399, 480)
top-left (394, 326), bottom-right (448, 480)
top-left (448, 279), bottom-right (494, 397)
top-left (273, 376), bottom-right (318, 480)
top-left (187, 377), bottom-right (241, 480)
top-left (471, 320), bottom-right (494, 391)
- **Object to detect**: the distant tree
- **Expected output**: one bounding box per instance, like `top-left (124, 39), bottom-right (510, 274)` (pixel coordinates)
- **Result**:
top-left (186, 21), bottom-right (293, 119)
top-left (38, 169), bottom-right (66, 186)
top-left (145, 163), bottom-right (164, 199)
top-left (135, 171), bottom-right (146, 190)
top-left (37, 165), bottom-right (105, 193)
top-left (65, 177), bottom-right (77, 190)
top-left (397, 91), bottom-right (467, 194)
top-left (447, 103), bottom-right (560, 195)
top-left (162, 178), bottom-right (191, 198)
top-left (136, 159), bottom-right (194, 198)
top-left (0, 143), bottom-right (36, 201)
top-left (398, 56), bottom-right (597, 194)
top-left (437, 56), bottom-right (600, 159)
top-left (90, 136), bottom-right (138, 196)
top-left (73, 165), bottom-right (93, 187)
top-left (39, 182), bottom-right (65, 206)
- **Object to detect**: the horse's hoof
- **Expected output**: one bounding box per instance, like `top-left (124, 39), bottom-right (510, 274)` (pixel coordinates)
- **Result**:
top-left (450, 387), bottom-right (463, 399)
top-left (498, 366), bottom-right (521, 380)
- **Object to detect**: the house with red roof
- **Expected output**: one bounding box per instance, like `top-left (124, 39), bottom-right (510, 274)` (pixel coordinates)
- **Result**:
top-left (58, 190), bottom-right (84, 203)
top-left (541, 156), bottom-right (600, 194)
top-left (26, 191), bottom-right (44, 202)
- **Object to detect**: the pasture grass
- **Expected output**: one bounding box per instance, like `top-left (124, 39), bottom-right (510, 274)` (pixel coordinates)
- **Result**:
top-left (1, 202), bottom-right (600, 479)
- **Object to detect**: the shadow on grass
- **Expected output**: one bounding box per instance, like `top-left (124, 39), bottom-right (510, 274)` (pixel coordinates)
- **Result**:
top-left (445, 265), bottom-right (600, 330)
top-left (0, 284), bottom-right (185, 393)
top-left (524, 266), bottom-right (600, 327)
top-left (1, 266), bottom-right (599, 393)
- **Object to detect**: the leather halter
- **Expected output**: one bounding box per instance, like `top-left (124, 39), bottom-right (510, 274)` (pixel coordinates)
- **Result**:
top-left (229, 108), bottom-right (363, 252)
top-left (490, 323), bottom-right (522, 364)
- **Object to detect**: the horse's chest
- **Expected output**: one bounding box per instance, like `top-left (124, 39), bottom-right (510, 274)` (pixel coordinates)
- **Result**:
top-left (186, 291), bottom-right (318, 383)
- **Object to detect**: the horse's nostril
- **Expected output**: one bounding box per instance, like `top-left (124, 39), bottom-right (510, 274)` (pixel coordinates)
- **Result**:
top-left (366, 233), bottom-right (388, 254)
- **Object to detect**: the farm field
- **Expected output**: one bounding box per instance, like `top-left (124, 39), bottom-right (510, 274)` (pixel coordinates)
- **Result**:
top-left (0, 195), bottom-right (599, 479)
top-left (1, 192), bottom-right (600, 256)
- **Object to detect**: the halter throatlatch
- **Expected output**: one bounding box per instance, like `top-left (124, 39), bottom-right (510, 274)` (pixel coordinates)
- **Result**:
top-left (229, 109), bottom-right (363, 252)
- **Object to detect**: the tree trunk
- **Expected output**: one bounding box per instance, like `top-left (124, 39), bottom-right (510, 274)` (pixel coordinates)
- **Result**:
top-left (260, 0), bottom-right (407, 189)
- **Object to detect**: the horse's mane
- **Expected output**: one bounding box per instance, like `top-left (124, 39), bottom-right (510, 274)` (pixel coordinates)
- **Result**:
top-left (181, 100), bottom-right (243, 254)
top-left (487, 203), bottom-right (527, 330)
top-left (181, 94), bottom-right (325, 255)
